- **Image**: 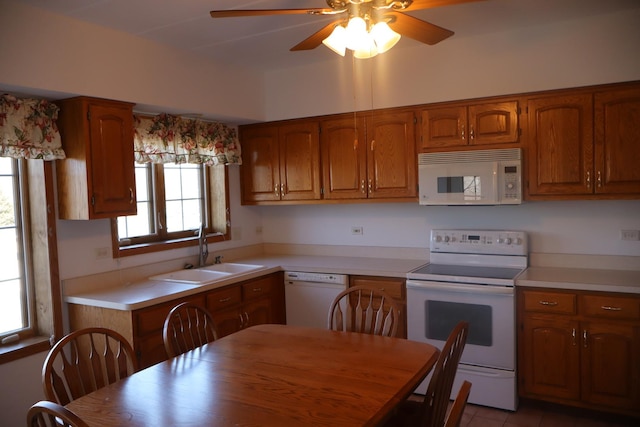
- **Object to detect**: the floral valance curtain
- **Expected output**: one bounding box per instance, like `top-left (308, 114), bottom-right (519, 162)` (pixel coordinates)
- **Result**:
top-left (0, 94), bottom-right (65, 160)
top-left (133, 113), bottom-right (241, 166)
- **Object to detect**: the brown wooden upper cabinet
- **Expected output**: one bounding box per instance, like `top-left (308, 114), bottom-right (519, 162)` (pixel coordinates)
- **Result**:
top-left (527, 83), bottom-right (640, 198)
top-left (240, 120), bottom-right (321, 203)
top-left (321, 109), bottom-right (417, 200)
top-left (56, 97), bottom-right (136, 219)
top-left (419, 100), bottom-right (520, 151)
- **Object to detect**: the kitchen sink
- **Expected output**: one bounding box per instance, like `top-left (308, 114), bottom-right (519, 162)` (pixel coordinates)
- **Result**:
top-left (149, 263), bottom-right (265, 285)
top-left (149, 269), bottom-right (231, 284)
top-left (200, 263), bottom-right (264, 274)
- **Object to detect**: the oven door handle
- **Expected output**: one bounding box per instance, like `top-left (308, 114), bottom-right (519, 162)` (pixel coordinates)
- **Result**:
top-left (406, 280), bottom-right (514, 295)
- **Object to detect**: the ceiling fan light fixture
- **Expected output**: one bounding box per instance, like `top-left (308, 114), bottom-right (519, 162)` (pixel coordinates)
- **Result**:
top-left (344, 16), bottom-right (368, 51)
top-left (322, 25), bottom-right (347, 56)
top-left (353, 36), bottom-right (378, 59)
top-left (370, 21), bottom-right (401, 54)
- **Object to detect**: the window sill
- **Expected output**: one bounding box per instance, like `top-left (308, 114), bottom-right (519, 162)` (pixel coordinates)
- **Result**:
top-left (0, 335), bottom-right (51, 365)
top-left (115, 233), bottom-right (227, 258)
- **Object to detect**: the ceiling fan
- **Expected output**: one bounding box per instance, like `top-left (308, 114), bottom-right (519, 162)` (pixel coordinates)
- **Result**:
top-left (210, 0), bottom-right (483, 56)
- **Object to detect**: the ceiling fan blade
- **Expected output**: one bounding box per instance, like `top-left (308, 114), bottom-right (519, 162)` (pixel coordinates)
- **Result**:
top-left (388, 12), bottom-right (454, 45)
top-left (403, 0), bottom-right (485, 12)
top-left (210, 8), bottom-right (332, 18)
top-left (290, 22), bottom-right (340, 51)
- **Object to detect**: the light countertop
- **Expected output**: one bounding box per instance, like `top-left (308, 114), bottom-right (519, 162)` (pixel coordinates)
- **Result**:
top-left (64, 255), bottom-right (428, 311)
top-left (516, 266), bottom-right (640, 294)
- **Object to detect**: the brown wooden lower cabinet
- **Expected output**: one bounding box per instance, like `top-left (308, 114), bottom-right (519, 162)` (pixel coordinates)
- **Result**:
top-left (517, 287), bottom-right (640, 417)
top-left (349, 275), bottom-right (407, 339)
top-left (68, 272), bottom-right (285, 369)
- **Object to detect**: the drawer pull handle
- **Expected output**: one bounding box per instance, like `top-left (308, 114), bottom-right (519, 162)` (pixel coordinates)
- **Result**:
top-left (583, 330), bottom-right (588, 348)
top-left (601, 305), bottom-right (622, 311)
top-left (571, 328), bottom-right (576, 346)
top-left (218, 297), bottom-right (231, 303)
top-left (538, 300), bottom-right (558, 306)
top-left (252, 287), bottom-right (262, 292)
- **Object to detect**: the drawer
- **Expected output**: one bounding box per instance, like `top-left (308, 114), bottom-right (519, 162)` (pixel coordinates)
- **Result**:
top-left (207, 286), bottom-right (242, 310)
top-left (242, 277), bottom-right (273, 301)
top-left (350, 277), bottom-right (404, 300)
top-left (523, 290), bottom-right (576, 315)
top-left (134, 295), bottom-right (205, 336)
top-left (581, 294), bottom-right (640, 320)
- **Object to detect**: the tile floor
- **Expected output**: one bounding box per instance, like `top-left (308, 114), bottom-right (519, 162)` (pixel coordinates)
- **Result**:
top-left (456, 399), bottom-right (639, 427)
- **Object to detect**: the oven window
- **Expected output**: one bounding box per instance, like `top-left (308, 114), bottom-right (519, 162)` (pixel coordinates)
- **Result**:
top-left (425, 301), bottom-right (492, 346)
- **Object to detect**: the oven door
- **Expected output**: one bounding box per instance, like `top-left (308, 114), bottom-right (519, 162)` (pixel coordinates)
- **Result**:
top-left (406, 280), bottom-right (515, 370)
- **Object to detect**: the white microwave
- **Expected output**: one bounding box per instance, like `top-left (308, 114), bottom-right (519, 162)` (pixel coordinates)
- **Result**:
top-left (418, 148), bottom-right (522, 205)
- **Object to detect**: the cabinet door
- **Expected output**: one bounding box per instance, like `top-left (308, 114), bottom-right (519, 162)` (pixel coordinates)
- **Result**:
top-left (419, 106), bottom-right (467, 149)
top-left (239, 125), bottom-right (281, 202)
top-left (581, 322), bottom-right (639, 410)
top-left (527, 94), bottom-right (594, 196)
top-left (278, 121), bottom-right (321, 201)
top-left (350, 276), bottom-right (406, 338)
top-left (88, 103), bottom-right (136, 217)
top-left (468, 101), bottom-right (519, 146)
top-left (320, 116), bottom-right (367, 200)
top-left (367, 110), bottom-right (417, 199)
top-left (243, 297), bottom-right (273, 328)
top-left (211, 307), bottom-right (243, 338)
top-left (594, 87), bottom-right (640, 195)
top-left (520, 316), bottom-right (581, 400)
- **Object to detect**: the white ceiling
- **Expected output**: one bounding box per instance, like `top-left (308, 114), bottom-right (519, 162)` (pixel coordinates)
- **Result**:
top-left (16, 0), bottom-right (640, 72)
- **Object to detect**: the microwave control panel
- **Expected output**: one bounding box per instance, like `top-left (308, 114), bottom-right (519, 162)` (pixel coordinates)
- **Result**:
top-left (498, 161), bottom-right (521, 203)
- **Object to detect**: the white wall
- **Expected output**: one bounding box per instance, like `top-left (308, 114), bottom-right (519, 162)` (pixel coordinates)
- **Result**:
top-left (1, 4), bottom-right (640, 427)
top-left (263, 7), bottom-right (640, 120)
top-left (0, 0), bottom-right (265, 122)
top-left (258, 201), bottom-right (640, 257)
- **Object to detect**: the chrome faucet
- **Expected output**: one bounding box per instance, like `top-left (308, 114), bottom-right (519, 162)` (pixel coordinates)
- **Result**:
top-left (198, 223), bottom-right (208, 267)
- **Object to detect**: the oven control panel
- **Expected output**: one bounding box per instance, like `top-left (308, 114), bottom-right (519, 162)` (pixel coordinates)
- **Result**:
top-left (430, 229), bottom-right (528, 255)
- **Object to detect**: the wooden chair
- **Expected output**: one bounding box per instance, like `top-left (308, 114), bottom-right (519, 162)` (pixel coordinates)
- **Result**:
top-left (163, 301), bottom-right (218, 358)
top-left (388, 321), bottom-right (469, 426)
top-left (27, 400), bottom-right (89, 427)
top-left (328, 285), bottom-right (402, 337)
top-left (444, 381), bottom-right (472, 427)
top-left (42, 327), bottom-right (138, 405)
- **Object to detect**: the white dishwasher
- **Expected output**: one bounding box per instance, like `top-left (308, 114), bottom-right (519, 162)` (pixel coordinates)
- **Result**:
top-left (284, 271), bottom-right (349, 329)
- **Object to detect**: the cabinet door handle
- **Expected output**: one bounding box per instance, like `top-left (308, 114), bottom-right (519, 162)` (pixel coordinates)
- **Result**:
top-left (583, 330), bottom-right (588, 348)
top-left (461, 124), bottom-right (465, 140)
top-left (244, 312), bottom-right (250, 326)
top-left (280, 183), bottom-right (285, 195)
top-left (239, 313), bottom-right (244, 328)
top-left (361, 180), bottom-right (366, 194)
top-left (368, 179), bottom-right (373, 193)
top-left (571, 328), bottom-right (577, 346)
top-left (586, 171), bottom-right (591, 189)
top-left (596, 171), bottom-right (602, 188)
top-left (371, 139), bottom-right (375, 151)
top-left (469, 125), bottom-right (475, 140)
top-left (274, 184), bottom-right (280, 197)
top-left (129, 187), bottom-right (134, 204)
top-left (538, 300), bottom-right (558, 307)
top-left (601, 305), bottom-right (622, 311)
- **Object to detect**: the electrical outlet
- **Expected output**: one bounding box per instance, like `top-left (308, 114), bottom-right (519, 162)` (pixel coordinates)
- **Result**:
top-left (255, 225), bottom-right (263, 235)
top-left (620, 230), bottom-right (640, 241)
top-left (94, 247), bottom-right (110, 259)
top-left (351, 226), bottom-right (363, 236)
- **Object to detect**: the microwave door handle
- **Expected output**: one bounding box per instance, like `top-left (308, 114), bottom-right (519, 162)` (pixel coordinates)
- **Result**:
top-left (492, 162), bottom-right (500, 204)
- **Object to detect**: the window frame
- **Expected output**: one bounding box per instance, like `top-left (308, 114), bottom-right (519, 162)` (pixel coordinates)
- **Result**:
top-left (0, 160), bottom-right (61, 364)
top-left (111, 163), bottom-right (231, 258)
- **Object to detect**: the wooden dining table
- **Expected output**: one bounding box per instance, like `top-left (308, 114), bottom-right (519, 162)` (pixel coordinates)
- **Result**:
top-left (65, 324), bottom-right (439, 426)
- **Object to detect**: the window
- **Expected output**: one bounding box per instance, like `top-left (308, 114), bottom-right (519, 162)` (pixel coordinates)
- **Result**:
top-left (0, 157), bottom-right (33, 338)
top-left (112, 162), bottom-right (230, 257)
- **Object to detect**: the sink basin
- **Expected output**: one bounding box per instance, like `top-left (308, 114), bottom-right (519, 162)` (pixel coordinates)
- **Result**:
top-left (201, 263), bottom-right (264, 274)
top-left (149, 269), bottom-right (231, 284)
